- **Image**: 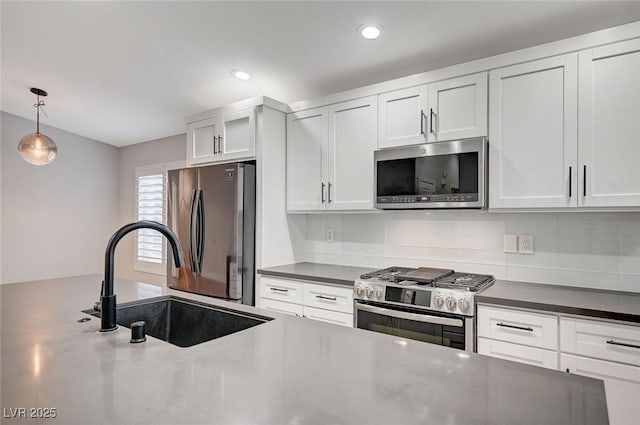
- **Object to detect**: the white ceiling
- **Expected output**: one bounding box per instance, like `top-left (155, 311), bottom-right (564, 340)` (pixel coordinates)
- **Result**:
top-left (2, 1), bottom-right (640, 147)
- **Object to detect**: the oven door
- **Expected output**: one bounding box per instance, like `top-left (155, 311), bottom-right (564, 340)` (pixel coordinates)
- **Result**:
top-left (355, 301), bottom-right (470, 351)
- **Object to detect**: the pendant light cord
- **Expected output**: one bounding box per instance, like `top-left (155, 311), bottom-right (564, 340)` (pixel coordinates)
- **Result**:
top-left (34, 94), bottom-right (45, 134)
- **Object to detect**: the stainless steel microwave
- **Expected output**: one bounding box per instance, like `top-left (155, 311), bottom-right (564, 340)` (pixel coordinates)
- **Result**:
top-left (374, 138), bottom-right (488, 209)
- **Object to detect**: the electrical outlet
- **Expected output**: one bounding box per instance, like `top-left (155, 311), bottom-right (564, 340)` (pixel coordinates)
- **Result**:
top-left (519, 235), bottom-right (534, 254)
top-left (326, 227), bottom-right (335, 243)
top-left (503, 234), bottom-right (519, 253)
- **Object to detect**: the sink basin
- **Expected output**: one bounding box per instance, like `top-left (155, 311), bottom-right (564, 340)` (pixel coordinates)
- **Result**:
top-left (84, 296), bottom-right (272, 347)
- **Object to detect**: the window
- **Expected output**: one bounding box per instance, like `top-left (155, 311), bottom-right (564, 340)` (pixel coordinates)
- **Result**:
top-left (134, 165), bottom-right (167, 275)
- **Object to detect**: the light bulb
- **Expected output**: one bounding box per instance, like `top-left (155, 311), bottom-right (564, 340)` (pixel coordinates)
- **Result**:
top-left (18, 133), bottom-right (57, 165)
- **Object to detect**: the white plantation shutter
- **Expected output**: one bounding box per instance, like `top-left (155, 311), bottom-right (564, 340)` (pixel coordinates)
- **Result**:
top-left (134, 166), bottom-right (167, 274)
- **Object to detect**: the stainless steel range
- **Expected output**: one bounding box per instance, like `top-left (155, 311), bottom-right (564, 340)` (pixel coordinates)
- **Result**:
top-left (354, 266), bottom-right (494, 352)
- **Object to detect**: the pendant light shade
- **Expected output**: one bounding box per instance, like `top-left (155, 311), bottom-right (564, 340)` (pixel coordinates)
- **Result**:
top-left (19, 88), bottom-right (57, 166)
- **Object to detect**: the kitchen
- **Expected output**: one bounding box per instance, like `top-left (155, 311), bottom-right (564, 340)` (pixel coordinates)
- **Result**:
top-left (2, 1), bottom-right (640, 424)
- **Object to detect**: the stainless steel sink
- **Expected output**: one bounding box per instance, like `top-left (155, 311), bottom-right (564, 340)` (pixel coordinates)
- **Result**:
top-left (84, 296), bottom-right (272, 347)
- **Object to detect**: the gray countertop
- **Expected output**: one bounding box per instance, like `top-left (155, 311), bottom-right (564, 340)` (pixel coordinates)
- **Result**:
top-left (1, 274), bottom-right (607, 425)
top-left (257, 262), bottom-right (375, 286)
top-left (478, 280), bottom-right (640, 323)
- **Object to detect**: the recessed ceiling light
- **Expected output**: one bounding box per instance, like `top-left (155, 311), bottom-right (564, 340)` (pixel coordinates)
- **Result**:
top-left (359, 25), bottom-right (381, 40)
top-left (231, 69), bottom-right (253, 81)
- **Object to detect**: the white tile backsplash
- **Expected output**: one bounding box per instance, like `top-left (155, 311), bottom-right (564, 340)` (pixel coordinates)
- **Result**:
top-left (301, 211), bottom-right (640, 293)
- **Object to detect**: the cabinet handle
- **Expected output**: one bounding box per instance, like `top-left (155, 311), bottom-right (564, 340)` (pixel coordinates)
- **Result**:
top-left (328, 182), bottom-right (332, 203)
top-left (496, 322), bottom-right (533, 332)
top-left (606, 340), bottom-right (640, 350)
top-left (321, 182), bottom-right (326, 204)
top-left (569, 166), bottom-right (572, 197)
top-left (583, 165), bottom-right (587, 197)
top-left (316, 294), bottom-right (337, 301)
top-left (420, 109), bottom-right (425, 135)
top-left (218, 135), bottom-right (223, 154)
top-left (213, 136), bottom-right (218, 154)
top-left (430, 108), bottom-right (436, 135)
top-left (270, 287), bottom-right (289, 293)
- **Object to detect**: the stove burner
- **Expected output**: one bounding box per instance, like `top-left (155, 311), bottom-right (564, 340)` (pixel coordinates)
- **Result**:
top-left (433, 272), bottom-right (494, 292)
top-left (360, 267), bottom-right (494, 292)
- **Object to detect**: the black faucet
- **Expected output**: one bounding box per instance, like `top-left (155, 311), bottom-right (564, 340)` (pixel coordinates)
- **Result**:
top-left (99, 221), bottom-right (184, 332)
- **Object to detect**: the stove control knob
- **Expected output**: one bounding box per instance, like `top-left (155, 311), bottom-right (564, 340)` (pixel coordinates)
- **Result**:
top-left (365, 287), bottom-right (373, 298)
top-left (355, 286), bottom-right (364, 297)
top-left (433, 294), bottom-right (444, 308)
top-left (375, 288), bottom-right (383, 299)
top-left (458, 297), bottom-right (470, 313)
top-left (445, 297), bottom-right (457, 311)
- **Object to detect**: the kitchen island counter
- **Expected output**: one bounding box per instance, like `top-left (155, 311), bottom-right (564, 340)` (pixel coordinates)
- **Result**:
top-left (1, 275), bottom-right (607, 425)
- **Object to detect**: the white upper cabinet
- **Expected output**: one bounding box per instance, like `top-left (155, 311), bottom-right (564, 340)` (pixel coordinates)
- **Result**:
top-left (489, 54), bottom-right (578, 209)
top-left (187, 108), bottom-right (256, 166)
top-left (287, 96), bottom-right (377, 212)
top-left (188, 117), bottom-right (219, 165)
top-left (218, 109), bottom-right (256, 160)
top-left (578, 38), bottom-right (640, 207)
top-left (327, 96), bottom-right (377, 210)
top-left (378, 86), bottom-right (427, 149)
top-left (286, 107), bottom-right (328, 211)
top-left (427, 73), bottom-right (488, 142)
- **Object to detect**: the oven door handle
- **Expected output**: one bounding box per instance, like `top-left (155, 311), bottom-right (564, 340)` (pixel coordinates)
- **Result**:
top-left (356, 303), bottom-right (464, 327)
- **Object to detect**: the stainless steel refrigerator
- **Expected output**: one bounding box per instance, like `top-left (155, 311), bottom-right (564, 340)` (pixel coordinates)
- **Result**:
top-left (166, 162), bottom-right (255, 305)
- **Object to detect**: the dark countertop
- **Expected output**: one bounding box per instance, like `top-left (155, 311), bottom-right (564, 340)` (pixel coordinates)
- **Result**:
top-left (477, 280), bottom-right (640, 323)
top-left (1, 274), bottom-right (607, 425)
top-left (257, 262), bottom-right (376, 286)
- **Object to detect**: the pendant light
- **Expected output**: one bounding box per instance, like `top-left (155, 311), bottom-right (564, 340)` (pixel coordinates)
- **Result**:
top-left (18, 88), bottom-right (57, 166)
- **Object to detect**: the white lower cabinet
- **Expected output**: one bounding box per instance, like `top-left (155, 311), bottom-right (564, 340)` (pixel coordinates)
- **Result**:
top-left (302, 306), bottom-right (353, 327)
top-left (258, 276), bottom-right (354, 327)
top-left (477, 304), bottom-right (640, 425)
top-left (477, 337), bottom-right (558, 370)
top-left (260, 298), bottom-right (304, 317)
top-left (562, 354), bottom-right (640, 425)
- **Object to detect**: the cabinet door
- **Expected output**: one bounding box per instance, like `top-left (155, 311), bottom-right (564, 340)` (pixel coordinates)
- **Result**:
top-left (303, 306), bottom-right (353, 327)
top-left (219, 109), bottom-right (256, 161)
top-left (579, 38), bottom-right (640, 207)
top-left (187, 117), bottom-right (219, 165)
top-left (286, 107), bottom-right (328, 211)
top-left (489, 54), bottom-right (578, 208)
top-left (378, 86), bottom-right (427, 148)
top-left (427, 73), bottom-right (488, 142)
top-left (562, 354), bottom-right (640, 425)
top-left (260, 297), bottom-right (303, 317)
top-left (327, 96), bottom-right (377, 210)
top-left (477, 338), bottom-right (558, 370)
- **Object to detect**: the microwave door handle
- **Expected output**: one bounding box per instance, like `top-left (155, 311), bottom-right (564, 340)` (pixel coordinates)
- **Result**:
top-left (356, 303), bottom-right (463, 327)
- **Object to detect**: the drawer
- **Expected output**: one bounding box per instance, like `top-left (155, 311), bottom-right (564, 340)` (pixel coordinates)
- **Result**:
top-left (259, 276), bottom-right (304, 304)
top-left (259, 298), bottom-right (303, 317)
top-left (303, 282), bottom-right (353, 314)
top-left (477, 305), bottom-right (558, 350)
top-left (477, 337), bottom-right (558, 370)
top-left (561, 354), bottom-right (640, 425)
top-left (303, 306), bottom-right (353, 328)
top-left (560, 317), bottom-right (640, 366)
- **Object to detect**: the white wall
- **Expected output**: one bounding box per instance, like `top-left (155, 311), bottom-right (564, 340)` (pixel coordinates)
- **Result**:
top-left (303, 211), bottom-right (640, 293)
top-left (0, 112), bottom-right (119, 283)
top-left (116, 134), bottom-right (185, 285)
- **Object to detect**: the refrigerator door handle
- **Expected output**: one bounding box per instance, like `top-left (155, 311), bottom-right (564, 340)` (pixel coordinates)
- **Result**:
top-left (189, 189), bottom-right (199, 273)
top-left (196, 189), bottom-right (205, 273)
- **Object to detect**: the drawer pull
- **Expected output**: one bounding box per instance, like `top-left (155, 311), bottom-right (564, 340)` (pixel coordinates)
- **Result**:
top-left (496, 322), bottom-right (533, 332)
top-left (606, 340), bottom-right (640, 350)
top-left (316, 295), bottom-right (337, 301)
top-left (270, 287), bottom-right (289, 293)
